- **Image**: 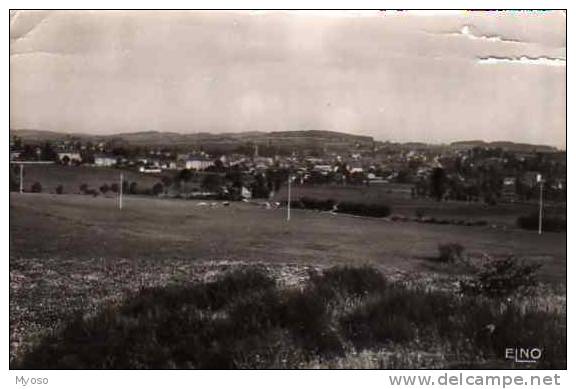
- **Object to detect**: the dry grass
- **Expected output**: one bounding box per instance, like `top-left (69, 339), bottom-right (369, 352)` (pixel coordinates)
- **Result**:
top-left (12, 265), bottom-right (566, 369)
top-left (10, 193), bottom-right (566, 369)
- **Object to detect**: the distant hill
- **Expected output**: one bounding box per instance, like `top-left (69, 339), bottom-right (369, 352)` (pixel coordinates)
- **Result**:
top-left (268, 130), bottom-right (373, 142)
top-left (10, 129), bottom-right (374, 148)
top-left (450, 140), bottom-right (558, 152)
top-left (10, 129), bottom-right (93, 142)
top-left (11, 129), bottom-right (558, 152)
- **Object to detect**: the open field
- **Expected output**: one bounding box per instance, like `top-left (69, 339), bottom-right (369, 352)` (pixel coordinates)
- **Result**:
top-left (10, 193), bottom-right (566, 367)
top-left (10, 164), bottom-right (166, 194)
top-left (14, 164), bottom-right (566, 228)
top-left (273, 184), bottom-right (566, 228)
top-left (10, 193), bottom-right (566, 277)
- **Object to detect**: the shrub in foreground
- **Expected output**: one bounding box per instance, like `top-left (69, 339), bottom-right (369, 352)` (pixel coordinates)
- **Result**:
top-left (437, 243), bottom-right (465, 263)
top-left (308, 266), bottom-right (387, 303)
top-left (460, 256), bottom-right (542, 298)
top-left (15, 267), bottom-right (341, 369)
top-left (14, 265), bottom-right (565, 369)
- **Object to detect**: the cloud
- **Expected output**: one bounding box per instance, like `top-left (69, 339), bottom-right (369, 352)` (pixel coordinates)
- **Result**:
top-left (477, 55), bottom-right (566, 67)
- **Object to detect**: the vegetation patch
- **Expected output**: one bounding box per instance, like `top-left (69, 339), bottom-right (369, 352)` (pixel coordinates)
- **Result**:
top-left (517, 212), bottom-right (566, 232)
top-left (335, 201), bottom-right (391, 218)
top-left (13, 265), bottom-right (565, 369)
top-left (460, 256), bottom-right (542, 298)
top-left (296, 197), bottom-right (336, 211)
top-left (437, 243), bottom-right (465, 263)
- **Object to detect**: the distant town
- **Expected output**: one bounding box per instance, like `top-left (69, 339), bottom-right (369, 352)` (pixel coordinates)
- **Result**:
top-left (9, 129), bottom-right (566, 204)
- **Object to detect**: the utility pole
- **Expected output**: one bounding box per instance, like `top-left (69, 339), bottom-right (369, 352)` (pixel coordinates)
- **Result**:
top-left (119, 173), bottom-right (123, 210)
top-left (287, 174), bottom-right (291, 222)
top-left (19, 164), bottom-right (23, 194)
top-left (538, 174), bottom-right (544, 235)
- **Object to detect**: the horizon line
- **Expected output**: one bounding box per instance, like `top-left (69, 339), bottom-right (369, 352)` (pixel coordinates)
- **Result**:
top-left (9, 128), bottom-right (564, 150)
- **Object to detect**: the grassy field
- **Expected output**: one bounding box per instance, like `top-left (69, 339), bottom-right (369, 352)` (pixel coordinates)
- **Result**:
top-left (273, 184), bottom-right (566, 228)
top-left (9, 193), bottom-right (566, 368)
top-left (10, 193), bottom-right (566, 275)
top-left (11, 164), bottom-right (166, 194)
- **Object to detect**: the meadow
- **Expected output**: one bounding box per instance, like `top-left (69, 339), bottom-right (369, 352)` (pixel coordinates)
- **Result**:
top-left (11, 164), bottom-right (166, 194)
top-left (273, 184), bottom-right (566, 228)
top-left (9, 192), bottom-right (566, 368)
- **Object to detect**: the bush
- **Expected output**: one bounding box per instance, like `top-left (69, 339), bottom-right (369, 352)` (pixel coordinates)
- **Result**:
top-left (15, 267), bottom-right (343, 369)
top-left (308, 266), bottom-right (387, 303)
top-left (293, 198), bottom-right (391, 217)
top-left (13, 265), bottom-right (565, 369)
top-left (30, 182), bottom-right (42, 193)
top-left (79, 183), bottom-right (88, 193)
top-left (280, 289), bottom-right (343, 357)
top-left (460, 256), bottom-right (542, 297)
top-left (189, 267), bottom-right (277, 310)
top-left (129, 182), bottom-right (138, 195)
top-left (340, 284), bottom-right (455, 349)
top-left (99, 184), bottom-right (109, 194)
top-left (297, 197), bottom-right (335, 211)
top-left (340, 281), bottom-right (565, 368)
top-left (517, 212), bottom-right (566, 232)
top-left (55, 185), bottom-right (64, 195)
top-left (335, 202), bottom-right (391, 218)
top-left (152, 183), bottom-right (164, 196)
top-left (437, 243), bottom-right (464, 263)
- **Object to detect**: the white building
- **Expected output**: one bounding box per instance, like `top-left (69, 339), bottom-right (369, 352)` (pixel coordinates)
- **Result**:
top-left (58, 152), bottom-right (82, 164)
top-left (139, 166), bottom-right (162, 173)
top-left (241, 186), bottom-right (252, 199)
top-left (185, 158), bottom-right (214, 171)
top-left (94, 155), bottom-right (117, 167)
top-left (313, 165), bottom-right (333, 175)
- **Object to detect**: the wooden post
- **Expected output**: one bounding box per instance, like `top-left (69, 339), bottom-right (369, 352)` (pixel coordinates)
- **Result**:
top-left (287, 174), bottom-right (291, 222)
top-left (119, 173), bottom-right (123, 210)
top-left (19, 164), bottom-right (23, 194)
top-left (538, 179), bottom-right (544, 235)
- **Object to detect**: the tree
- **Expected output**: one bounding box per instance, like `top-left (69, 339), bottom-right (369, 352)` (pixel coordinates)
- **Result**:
top-left (152, 182), bottom-right (164, 196)
top-left (178, 169), bottom-right (193, 183)
top-left (161, 176), bottom-right (173, 188)
top-left (226, 169), bottom-right (244, 189)
top-left (212, 159), bottom-right (225, 172)
top-left (429, 167), bottom-right (446, 201)
top-left (81, 151), bottom-right (95, 165)
top-left (201, 174), bottom-right (223, 193)
top-left (10, 173), bottom-right (18, 192)
top-left (41, 142), bottom-right (58, 162)
top-left (21, 145), bottom-right (37, 160)
top-left (31, 182), bottom-right (42, 193)
top-left (250, 173), bottom-right (270, 199)
top-left (13, 136), bottom-right (22, 149)
top-left (129, 182), bottom-right (138, 195)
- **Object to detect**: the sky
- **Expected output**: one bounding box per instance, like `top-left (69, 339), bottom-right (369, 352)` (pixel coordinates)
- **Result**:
top-left (10, 10), bottom-right (566, 148)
